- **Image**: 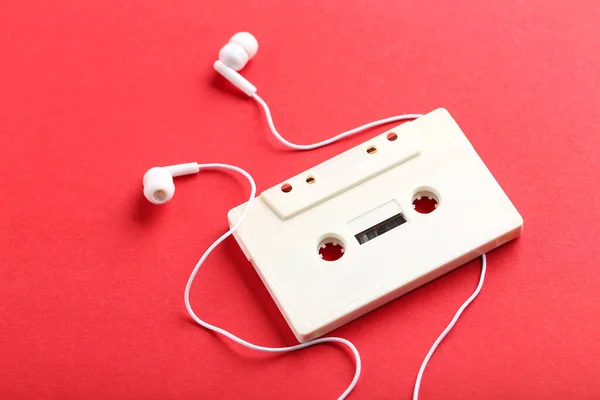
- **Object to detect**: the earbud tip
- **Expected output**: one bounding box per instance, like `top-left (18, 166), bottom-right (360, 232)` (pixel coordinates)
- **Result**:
top-left (230, 32), bottom-right (258, 59)
top-left (143, 167), bottom-right (175, 205)
top-left (144, 183), bottom-right (174, 205)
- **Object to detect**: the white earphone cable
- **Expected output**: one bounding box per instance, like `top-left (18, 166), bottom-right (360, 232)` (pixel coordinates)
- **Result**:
top-left (413, 254), bottom-right (487, 400)
top-left (184, 163), bottom-right (360, 400)
top-left (252, 94), bottom-right (423, 150)
top-left (149, 32), bottom-right (487, 398)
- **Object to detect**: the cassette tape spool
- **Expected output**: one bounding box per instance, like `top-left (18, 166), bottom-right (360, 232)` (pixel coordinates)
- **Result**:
top-left (228, 108), bottom-right (523, 343)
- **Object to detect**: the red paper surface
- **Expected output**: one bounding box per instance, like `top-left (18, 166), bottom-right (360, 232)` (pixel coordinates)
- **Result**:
top-left (1, 1), bottom-right (599, 399)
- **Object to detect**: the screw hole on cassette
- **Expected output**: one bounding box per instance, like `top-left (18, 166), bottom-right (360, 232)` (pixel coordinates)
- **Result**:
top-left (412, 189), bottom-right (439, 214)
top-left (281, 183), bottom-right (293, 193)
top-left (387, 132), bottom-right (398, 141)
top-left (366, 146), bottom-right (377, 155)
top-left (318, 237), bottom-right (345, 261)
top-left (306, 176), bottom-right (316, 184)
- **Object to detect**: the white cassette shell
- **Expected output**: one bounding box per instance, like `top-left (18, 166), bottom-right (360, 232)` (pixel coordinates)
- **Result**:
top-left (228, 108), bottom-right (523, 342)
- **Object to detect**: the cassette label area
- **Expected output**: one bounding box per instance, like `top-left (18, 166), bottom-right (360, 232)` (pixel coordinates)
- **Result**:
top-left (228, 108), bottom-right (523, 342)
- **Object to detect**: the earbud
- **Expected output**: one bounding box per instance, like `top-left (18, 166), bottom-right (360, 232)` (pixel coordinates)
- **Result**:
top-left (143, 163), bottom-right (200, 204)
top-left (214, 32), bottom-right (259, 97)
top-left (218, 32), bottom-right (259, 71)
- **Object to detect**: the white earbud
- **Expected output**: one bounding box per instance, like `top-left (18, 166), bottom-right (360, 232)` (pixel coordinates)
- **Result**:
top-left (143, 162), bottom-right (200, 204)
top-left (218, 32), bottom-right (258, 71)
top-left (214, 32), bottom-right (259, 96)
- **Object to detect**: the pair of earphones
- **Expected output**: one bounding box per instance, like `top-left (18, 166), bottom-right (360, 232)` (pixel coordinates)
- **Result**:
top-left (142, 32), bottom-right (485, 400)
top-left (142, 32), bottom-right (371, 399)
top-left (143, 32), bottom-right (421, 205)
top-left (142, 32), bottom-right (259, 204)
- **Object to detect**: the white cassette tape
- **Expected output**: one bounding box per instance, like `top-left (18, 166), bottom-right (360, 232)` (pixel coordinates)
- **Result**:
top-left (228, 108), bottom-right (523, 342)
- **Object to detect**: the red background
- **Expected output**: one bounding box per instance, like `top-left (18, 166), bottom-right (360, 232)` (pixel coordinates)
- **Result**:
top-left (1, 1), bottom-right (599, 399)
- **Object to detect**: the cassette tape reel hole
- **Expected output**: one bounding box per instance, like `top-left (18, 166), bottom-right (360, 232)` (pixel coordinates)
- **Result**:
top-left (317, 237), bottom-right (345, 262)
top-left (412, 189), bottom-right (439, 214)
